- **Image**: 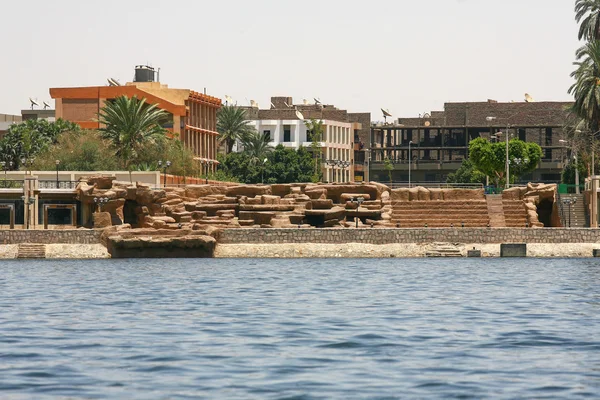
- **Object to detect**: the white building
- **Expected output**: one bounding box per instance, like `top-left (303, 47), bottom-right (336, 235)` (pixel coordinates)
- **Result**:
top-left (241, 97), bottom-right (356, 183)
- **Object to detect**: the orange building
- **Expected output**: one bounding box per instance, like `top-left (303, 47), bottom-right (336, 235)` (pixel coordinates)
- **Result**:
top-left (49, 67), bottom-right (221, 171)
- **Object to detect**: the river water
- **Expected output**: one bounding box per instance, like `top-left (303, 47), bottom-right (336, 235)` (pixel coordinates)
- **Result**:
top-left (0, 258), bottom-right (599, 399)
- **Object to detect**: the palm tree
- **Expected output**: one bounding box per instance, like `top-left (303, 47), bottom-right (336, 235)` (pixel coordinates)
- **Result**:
top-left (97, 96), bottom-right (167, 168)
top-left (569, 40), bottom-right (600, 133)
top-left (216, 105), bottom-right (255, 154)
top-left (240, 130), bottom-right (272, 165)
top-left (576, 0), bottom-right (600, 41)
top-left (304, 119), bottom-right (324, 181)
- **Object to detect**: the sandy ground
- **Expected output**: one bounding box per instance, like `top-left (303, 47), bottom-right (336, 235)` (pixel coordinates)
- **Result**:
top-left (215, 243), bottom-right (600, 258)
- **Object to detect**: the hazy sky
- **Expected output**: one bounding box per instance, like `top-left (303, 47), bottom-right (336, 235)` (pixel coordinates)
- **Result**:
top-left (0, 0), bottom-right (580, 121)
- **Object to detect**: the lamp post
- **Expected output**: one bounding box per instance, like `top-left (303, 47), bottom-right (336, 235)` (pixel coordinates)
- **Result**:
top-left (352, 196), bottom-right (365, 228)
top-left (55, 160), bottom-right (60, 188)
top-left (562, 197), bottom-right (577, 227)
top-left (408, 140), bottom-right (413, 188)
top-left (94, 197), bottom-right (110, 212)
top-left (158, 160), bottom-right (171, 188)
top-left (261, 158), bottom-right (267, 185)
top-left (339, 160), bottom-right (350, 183)
top-left (560, 139), bottom-right (579, 194)
top-left (204, 160), bottom-right (214, 184)
top-left (326, 159), bottom-right (337, 183)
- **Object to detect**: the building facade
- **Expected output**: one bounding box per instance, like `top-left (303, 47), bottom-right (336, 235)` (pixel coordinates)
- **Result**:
top-left (49, 66), bottom-right (221, 172)
top-left (242, 97), bottom-right (369, 183)
top-left (0, 113), bottom-right (22, 138)
top-left (370, 101), bottom-right (572, 184)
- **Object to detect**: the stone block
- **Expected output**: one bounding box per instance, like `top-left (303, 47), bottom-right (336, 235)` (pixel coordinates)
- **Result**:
top-left (500, 243), bottom-right (527, 257)
top-left (467, 248), bottom-right (481, 257)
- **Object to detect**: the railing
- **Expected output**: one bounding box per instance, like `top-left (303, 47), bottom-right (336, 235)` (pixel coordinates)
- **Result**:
top-left (557, 184), bottom-right (585, 194)
top-left (38, 180), bottom-right (80, 190)
top-left (0, 179), bottom-right (24, 189)
top-left (388, 182), bottom-right (484, 189)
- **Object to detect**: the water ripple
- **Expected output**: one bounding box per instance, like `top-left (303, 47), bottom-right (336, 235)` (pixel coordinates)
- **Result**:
top-left (0, 258), bottom-right (599, 399)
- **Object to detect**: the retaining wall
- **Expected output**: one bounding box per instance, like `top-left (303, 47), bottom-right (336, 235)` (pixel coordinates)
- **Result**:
top-left (0, 230), bottom-right (102, 244)
top-left (218, 228), bottom-right (600, 244)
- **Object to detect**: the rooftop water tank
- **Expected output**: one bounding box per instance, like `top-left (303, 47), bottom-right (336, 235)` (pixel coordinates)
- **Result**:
top-left (134, 65), bottom-right (155, 82)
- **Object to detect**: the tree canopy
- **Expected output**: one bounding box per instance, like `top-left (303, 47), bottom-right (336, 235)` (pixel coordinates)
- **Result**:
top-left (216, 105), bottom-right (256, 154)
top-left (97, 95), bottom-right (168, 168)
top-left (0, 118), bottom-right (80, 170)
top-left (446, 159), bottom-right (487, 185)
top-left (468, 138), bottom-right (542, 186)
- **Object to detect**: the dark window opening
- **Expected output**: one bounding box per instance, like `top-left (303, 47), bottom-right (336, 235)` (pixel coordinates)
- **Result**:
top-left (284, 126), bottom-right (291, 142)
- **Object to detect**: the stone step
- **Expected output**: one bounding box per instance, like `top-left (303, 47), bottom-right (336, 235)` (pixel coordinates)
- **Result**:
top-left (17, 244), bottom-right (46, 259)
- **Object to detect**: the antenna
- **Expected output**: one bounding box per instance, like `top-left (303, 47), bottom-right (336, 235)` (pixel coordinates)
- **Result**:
top-left (524, 93), bottom-right (535, 103)
top-left (381, 108), bottom-right (392, 123)
top-left (29, 97), bottom-right (39, 110)
top-left (43, 101), bottom-right (51, 110)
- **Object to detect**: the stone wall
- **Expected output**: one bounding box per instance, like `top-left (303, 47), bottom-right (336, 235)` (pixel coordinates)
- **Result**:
top-left (217, 228), bottom-right (600, 244)
top-left (0, 230), bottom-right (102, 244)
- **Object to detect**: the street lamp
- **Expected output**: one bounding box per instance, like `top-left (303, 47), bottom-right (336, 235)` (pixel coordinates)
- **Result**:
top-left (55, 160), bottom-right (60, 188)
top-left (351, 196), bottom-right (365, 228)
top-left (326, 159), bottom-right (338, 183)
top-left (94, 197), bottom-right (110, 212)
top-left (203, 160), bottom-right (214, 184)
top-left (261, 158), bottom-right (268, 185)
top-left (560, 139), bottom-right (579, 194)
top-left (408, 140), bottom-right (414, 188)
top-left (158, 160), bottom-right (171, 188)
top-left (338, 160), bottom-right (350, 183)
top-left (562, 197), bottom-right (577, 227)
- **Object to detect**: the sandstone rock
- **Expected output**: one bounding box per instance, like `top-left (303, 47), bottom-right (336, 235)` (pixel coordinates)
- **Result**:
top-left (93, 212), bottom-right (112, 228)
top-left (238, 204), bottom-right (296, 212)
top-left (194, 204), bottom-right (237, 216)
top-left (191, 211), bottom-right (208, 220)
top-left (311, 199), bottom-right (334, 209)
top-left (239, 211), bottom-right (276, 225)
top-left (340, 193), bottom-right (372, 203)
top-left (87, 175), bottom-right (116, 189)
top-left (103, 198), bottom-right (125, 225)
top-left (271, 184), bottom-right (293, 197)
top-left (306, 184), bottom-right (379, 204)
top-left (417, 187), bottom-right (430, 201)
top-left (429, 188), bottom-right (444, 200)
top-left (305, 188), bottom-right (328, 199)
top-left (391, 188), bottom-right (410, 202)
top-left (408, 188), bottom-right (419, 201)
top-left (442, 188), bottom-right (485, 200)
top-left (107, 234), bottom-right (216, 258)
top-left (502, 187), bottom-right (525, 200)
top-left (261, 195), bottom-right (281, 205)
top-left (369, 181), bottom-right (390, 198)
top-left (226, 185), bottom-right (271, 197)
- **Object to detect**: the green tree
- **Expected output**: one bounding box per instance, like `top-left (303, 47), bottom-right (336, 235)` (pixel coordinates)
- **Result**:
top-left (576, 0), bottom-right (600, 41)
top-left (216, 105), bottom-right (255, 154)
top-left (304, 119), bottom-right (324, 182)
top-left (31, 130), bottom-right (119, 171)
top-left (383, 157), bottom-right (393, 184)
top-left (240, 130), bottom-right (273, 165)
top-left (446, 159), bottom-right (487, 185)
top-left (217, 145), bottom-right (314, 184)
top-left (97, 95), bottom-right (168, 168)
top-left (0, 119), bottom-right (79, 169)
top-left (569, 41), bottom-right (600, 135)
top-left (468, 137), bottom-right (542, 186)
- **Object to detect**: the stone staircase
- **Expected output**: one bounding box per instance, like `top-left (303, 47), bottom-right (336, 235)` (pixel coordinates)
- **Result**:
top-left (392, 200), bottom-right (491, 228)
top-left (17, 244), bottom-right (46, 259)
top-left (560, 193), bottom-right (586, 228)
top-left (486, 195), bottom-right (506, 227)
top-left (503, 200), bottom-right (529, 227)
top-left (425, 243), bottom-right (463, 257)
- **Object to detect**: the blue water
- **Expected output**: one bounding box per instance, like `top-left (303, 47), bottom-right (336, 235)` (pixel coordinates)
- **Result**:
top-left (0, 259), bottom-right (599, 399)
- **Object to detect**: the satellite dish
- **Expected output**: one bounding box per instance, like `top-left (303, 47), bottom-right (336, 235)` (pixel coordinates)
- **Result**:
top-left (303, 99), bottom-right (309, 105)
top-left (381, 108), bottom-right (392, 123)
top-left (524, 93), bottom-right (535, 103)
top-left (314, 98), bottom-right (321, 105)
top-left (225, 95), bottom-right (233, 104)
top-left (29, 97), bottom-right (39, 110)
top-left (43, 101), bottom-right (51, 110)
top-left (424, 121), bottom-right (431, 127)
top-left (107, 78), bottom-right (121, 86)
top-left (250, 100), bottom-right (258, 108)
top-left (295, 109), bottom-right (304, 120)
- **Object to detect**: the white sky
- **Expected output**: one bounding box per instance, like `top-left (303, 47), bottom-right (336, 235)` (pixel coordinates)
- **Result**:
top-left (0, 0), bottom-right (581, 121)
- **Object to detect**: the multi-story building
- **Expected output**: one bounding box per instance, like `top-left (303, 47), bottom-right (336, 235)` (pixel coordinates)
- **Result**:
top-left (242, 97), bottom-right (369, 183)
top-left (49, 66), bottom-right (221, 172)
top-left (0, 113), bottom-right (22, 138)
top-left (370, 100), bottom-right (572, 184)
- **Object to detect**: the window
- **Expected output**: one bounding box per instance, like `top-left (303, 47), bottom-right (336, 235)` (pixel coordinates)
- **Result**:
top-left (263, 130), bottom-right (271, 141)
top-left (284, 125), bottom-right (291, 142)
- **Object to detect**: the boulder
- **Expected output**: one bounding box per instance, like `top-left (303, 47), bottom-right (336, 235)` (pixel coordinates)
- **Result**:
top-left (271, 184), bottom-right (293, 197)
top-left (429, 188), bottom-right (444, 201)
top-left (391, 188), bottom-right (410, 202)
top-left (502, 187), bottom-right (525, 200)
top-left (417, 187), bottom-right (430, 201)
top-left (368, 181), bottom-right (390, 199)
top-left (306, 184), bottom-right (379, 204)
top-left (226, 185), bottom-right (271, 197)
top-left (305, 188), bottom-right (328, 199)
top-left (93, 212), bottom-right (112, 228)
top-left (408, 188), bottom-right (419, 201)
top-left (239, 211), bottom-right (276, 225)
top-left (184, 185), bottom-right (228, 199)
top-left (311, 199), bottom-right (334, 209)
top-left (103, 198), bottom-right (125, 225)
top-left (340, 193), bottom-right (371, 203)
top-left (194, 204), bottom-right (237, 216)
top-left (87, 175), bottom-right (116, 189)
top-left (261, 195), bottom-right (281, 205)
